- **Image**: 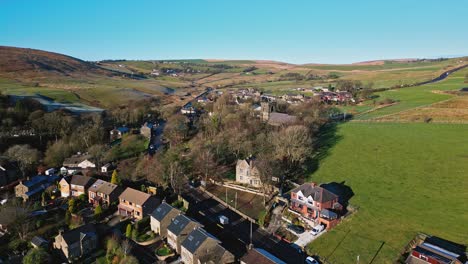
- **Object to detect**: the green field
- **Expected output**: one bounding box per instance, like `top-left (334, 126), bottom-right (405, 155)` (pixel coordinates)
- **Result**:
top-left (306, 122), bottom-right (468, 263)
top-left (350, 67), bottom-right (468, 120)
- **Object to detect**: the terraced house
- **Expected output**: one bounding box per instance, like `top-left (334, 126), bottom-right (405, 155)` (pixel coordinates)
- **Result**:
top-left (180, 227), bottom-right (234, 264)
top-left (150, 202), bottom-right (180, 238)
top-left (167, 214), bottom-right (201, 254)
top-left (290, 182), bottom-right (343, 230)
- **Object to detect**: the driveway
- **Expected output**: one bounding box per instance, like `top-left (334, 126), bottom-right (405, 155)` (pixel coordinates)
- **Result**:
top-left (294, 229), bottom-right (326, 248)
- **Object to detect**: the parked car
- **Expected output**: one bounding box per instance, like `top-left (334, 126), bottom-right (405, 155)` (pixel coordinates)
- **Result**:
top-left (311, 224), bottom-right (325, 236)
top-left (305, 256), bottom-right (319, 264)
top-left (218, 215), bottom-right (229, 225)
top-left (288, 224), bottom-right (305, 234)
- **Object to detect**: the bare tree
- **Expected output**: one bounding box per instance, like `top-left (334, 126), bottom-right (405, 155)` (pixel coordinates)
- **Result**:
top-left (121, 239), bottom-right (132, 256)
top-left (255, 155), bottom-right (280, 206)
top-left (5, 145), bottom-right (40, 178)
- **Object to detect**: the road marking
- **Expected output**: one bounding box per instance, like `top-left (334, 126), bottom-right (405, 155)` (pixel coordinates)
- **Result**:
top-left (199, 211), bottom-right (205, 216)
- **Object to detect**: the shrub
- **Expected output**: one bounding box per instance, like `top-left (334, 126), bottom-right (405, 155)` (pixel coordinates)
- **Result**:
top-left (258, 210), bottom-right (267, 227)
top-left (125, 224), bottom-right (132, 238)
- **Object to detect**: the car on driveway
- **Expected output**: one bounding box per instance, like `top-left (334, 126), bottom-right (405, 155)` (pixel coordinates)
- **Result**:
top-left (311, 224), bottom-right (325, 236)
top-left (288, 224), bottom-right (305, 234)
top-left (305, 256), bottom-right (319, 264)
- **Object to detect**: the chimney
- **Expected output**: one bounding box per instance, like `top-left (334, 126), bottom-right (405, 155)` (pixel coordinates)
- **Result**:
top-left (310, 182), bottom-right (317, 187)
top-left (58, 228), bottom-right (64, 236)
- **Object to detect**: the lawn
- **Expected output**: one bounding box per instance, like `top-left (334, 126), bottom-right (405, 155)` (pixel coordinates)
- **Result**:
top-left (206, 184), bottom-right (266, 220)
top-left (306, 122), bottom-right (468, 264)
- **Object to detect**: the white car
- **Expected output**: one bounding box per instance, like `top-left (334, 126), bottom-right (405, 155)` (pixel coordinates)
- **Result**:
top-left (305, 256), bottom-right (319, 264)
top-left (311, 224), bottom-right (325, 236)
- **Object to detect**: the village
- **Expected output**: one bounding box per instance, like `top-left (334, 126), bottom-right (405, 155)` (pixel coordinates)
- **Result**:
top-left (1, 85), bottom-right (466, 264)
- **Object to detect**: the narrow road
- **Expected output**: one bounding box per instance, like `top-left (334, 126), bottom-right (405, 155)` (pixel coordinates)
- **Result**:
top-left (148, 121), bottom-right (165, 155)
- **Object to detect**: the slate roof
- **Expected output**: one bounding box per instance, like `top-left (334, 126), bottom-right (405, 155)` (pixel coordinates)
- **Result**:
top-left (31, 236), bottom-right (48, 247)
top-left (150, 202), bottom-right (179, 222)
top-left (198, 244), bottom-right (234, 264)
top-left (116, 127), bottom-right (130, 133)
top-left (241, 248), bottom-right (287, 264)
top-left (167, 214), bottom-right (197, 236)
top-left (291, 183), bottom-right (338, 203)
top-left (119, 187), bottom-right (151, 205)
top-left (61, 224), bottom-right (96, 245)
top-left (181, 228), bottom-right (218, 254)
top-left (70, 175), bottom-right (95, 186)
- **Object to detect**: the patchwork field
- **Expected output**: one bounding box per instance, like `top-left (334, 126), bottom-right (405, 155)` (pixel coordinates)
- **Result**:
top-left (306, 122), bottom-right (468, 263)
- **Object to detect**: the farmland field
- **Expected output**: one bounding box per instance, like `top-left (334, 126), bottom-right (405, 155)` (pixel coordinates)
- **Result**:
top-left (306, 122), bottom-right (468, 263)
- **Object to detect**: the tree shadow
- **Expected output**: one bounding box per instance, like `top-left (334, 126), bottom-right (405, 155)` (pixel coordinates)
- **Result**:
top-left (304, 122), bottom-right (343, 178)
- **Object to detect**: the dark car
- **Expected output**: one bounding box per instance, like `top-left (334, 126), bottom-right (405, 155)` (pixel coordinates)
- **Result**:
top-left (288, 224), bottom-right (305, 234)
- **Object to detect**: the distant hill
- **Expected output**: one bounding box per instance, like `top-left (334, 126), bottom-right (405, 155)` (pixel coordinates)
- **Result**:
top-left (0, 46), bottom-right (113, 78)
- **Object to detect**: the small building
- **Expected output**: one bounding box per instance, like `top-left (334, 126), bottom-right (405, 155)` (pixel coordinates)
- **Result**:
top-left (88, 179), bottom-right (122, 208)
top-left (31, 236), bottom-right (48, 249)
top-left (236, 157), bottom-right (261, 187)
top-left (181, 227), bottom-right (234, 264)
top-left (140, 122), bottom-right (154, 139)
top-left (118, 187), bottom-right (159, 220)
top-left (167, 214), bottom-right (201, 253)
top-left (15, 175), bottom-right (59, 201)
top-left (405, 235), bottom-right (467, 264)
top-left (241, 248), bottom-right (287, 264)
top-left (110, 127), bottom-right (130, 141)
top-left (100, 163), bottom-right (113, 174)
top-left (150, 202), bottom-right (180, 238)
top-left (62, 154), bottom-right (96, 175)
top-left (289, 182), bottom-right (343, 230)
top-left (59, 175), bottom-right (95, 198)
top-left (53, 224), bottom-right (97, 261)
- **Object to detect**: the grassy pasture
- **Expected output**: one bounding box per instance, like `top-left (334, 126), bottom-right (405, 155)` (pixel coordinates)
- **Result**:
top-left (306, 122), bottom-right (468, 263)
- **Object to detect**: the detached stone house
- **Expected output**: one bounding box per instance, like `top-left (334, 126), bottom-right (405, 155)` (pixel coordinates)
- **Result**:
top-left (150, 202), bottom-right (180, 238)
top-left (53, 224), bottom-right (97, 261)
top-left (118, 187), bottom-right (159, 220)
top-left (15, 175), bottom-right (59, 201)
top-left (290, 182), bottom-right (343, 230)
top-left (59, 175), bottom-right (95, 198)
top-left (167, 214), bottom-right (201, 254)
top-left (181, 227), bottom-right (234, 264)
top-left (236, 157), bottom-right (262, 187)
top-left (88, 179), bottom-right (122, 208)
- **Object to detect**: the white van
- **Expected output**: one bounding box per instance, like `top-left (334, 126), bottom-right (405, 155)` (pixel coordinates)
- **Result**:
top-left (311, 224), bottom-right (325, 236)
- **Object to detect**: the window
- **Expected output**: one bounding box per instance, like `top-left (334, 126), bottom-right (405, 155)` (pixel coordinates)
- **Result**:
top-left (90, 193), bottom-right (95, 198)
top-left (240, 176), bottom-right (243, 180)
top-left (136, 211), bottom-right (140, 216)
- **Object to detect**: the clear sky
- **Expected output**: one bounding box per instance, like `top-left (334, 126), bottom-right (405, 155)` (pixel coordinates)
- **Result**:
top-left (1, 0), bottom-right (467, 64)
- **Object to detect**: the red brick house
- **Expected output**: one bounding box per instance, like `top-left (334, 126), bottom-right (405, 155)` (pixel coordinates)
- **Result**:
top-left (118, 187), bottom-right (159, 220)
top-left (290, 182), bottom-right (342, 230)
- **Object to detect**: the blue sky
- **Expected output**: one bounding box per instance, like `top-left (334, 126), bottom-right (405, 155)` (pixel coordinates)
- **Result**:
top-left (1, 0), bottom-right (467, 64)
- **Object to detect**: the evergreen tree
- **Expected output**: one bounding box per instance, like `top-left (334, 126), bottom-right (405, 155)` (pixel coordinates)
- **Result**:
top-left (125, 223), bottom-right (132, 238)
top-left (111, 170), bottom-right (121, 185)
top-left (94, 204), bottom-right (103, 220)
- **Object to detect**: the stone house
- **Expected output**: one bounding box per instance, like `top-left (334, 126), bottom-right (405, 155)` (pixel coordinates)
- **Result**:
top-left (167, 214), bottom-right (201, 254)
top-left (118, 187), bottom-right (159, 220)
top-left (236, 157), bottom-right (261, 187)
top-left (15, 175), bottom-right (59, 201)
top-left (150, 202), bottom-right (180, 238)
top-left (180, 227), bottom-right (234, 264)
top-left (53, 224), bottom-right (97, 261)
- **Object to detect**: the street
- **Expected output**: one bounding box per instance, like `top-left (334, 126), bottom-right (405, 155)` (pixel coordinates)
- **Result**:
top-left (183, 187), bottom-right (306, 264)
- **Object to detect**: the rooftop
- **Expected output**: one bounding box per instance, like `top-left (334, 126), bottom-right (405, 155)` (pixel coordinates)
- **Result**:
top-left (119, 187), bottom-right (151, 205)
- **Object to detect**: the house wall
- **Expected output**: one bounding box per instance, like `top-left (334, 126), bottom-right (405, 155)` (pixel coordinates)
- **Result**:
top-left (78, 160), bottom-right (95, 169)
top-left (167, 231), bottom-right (179, 253)
top-left (150, 218), bottom-right (161, 236)
top-left (181, 246), bottom-right (195, 264)
top-left (60, 180), bottom-right (70, 197)
top-left (71, 184), bottom-right (86, 197)
top-left (236, 161), bottom-right (261, 187)
top-left (119, 199), bottom-right (144, 220)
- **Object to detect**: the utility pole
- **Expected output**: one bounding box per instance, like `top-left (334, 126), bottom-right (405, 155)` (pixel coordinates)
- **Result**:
top-left (249, 220), bottom-right (253, 249)
top-left (235, 191), bottom-right (237, 209)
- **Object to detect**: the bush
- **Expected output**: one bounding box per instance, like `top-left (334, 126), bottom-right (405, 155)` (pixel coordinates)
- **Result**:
top-left (258, 210), bottom-right (267, 227)
top-left (36, 219), bottom-right (44, 228)
top-left (125, 224), bottom-right (132, 238)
